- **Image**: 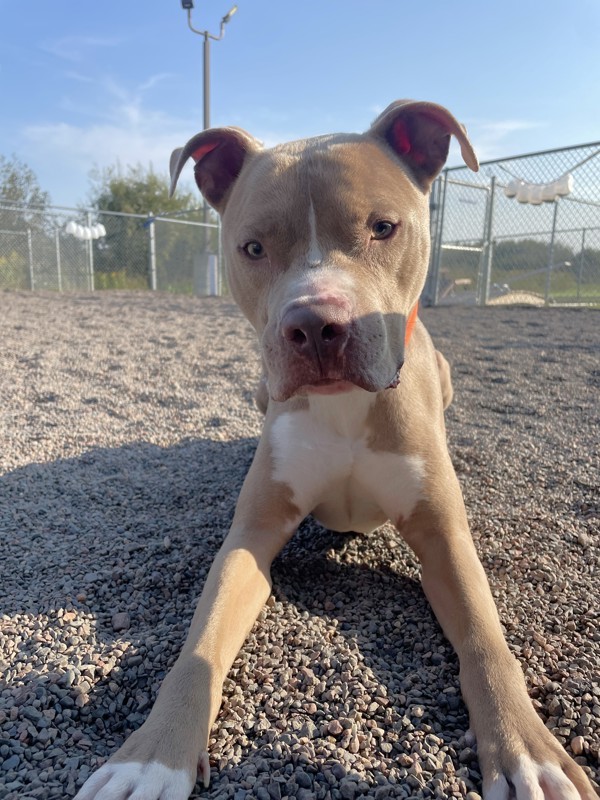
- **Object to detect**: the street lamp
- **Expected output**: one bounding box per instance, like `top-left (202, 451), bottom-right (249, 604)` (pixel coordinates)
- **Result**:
top-left (180, 1), bottom-right (238, 131)
top-left (180, 2), bottom-right (237, 293)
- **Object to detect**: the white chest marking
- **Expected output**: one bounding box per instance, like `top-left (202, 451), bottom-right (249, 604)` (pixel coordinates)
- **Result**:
top-left (270, 392), bottom-right (424, 529)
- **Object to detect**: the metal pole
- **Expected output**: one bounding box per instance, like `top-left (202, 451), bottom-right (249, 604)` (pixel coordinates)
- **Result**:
top-left (430, 170), bottom-right (449, 306)
top-left (203, 33), bottom-right (210, 131)
top-left (423, 178), bottom-right (440, 304)
top-left (201, 33), bottom-right (211, 259)
top-left (217, 216), bottom-right (223, 294)
top-left (476, 185), bottom-right (490, 306)
top-left (27, 228), bottom-right (34, 290)
top-left (480, 176), bottom-right (496, 305)
top-left (545, 200), bottom-right (559, 305)
top-left (577, 228), bottom-right (586, 302)
top-left (183, 4), bottom-right (238, 278)
top-left (55, 228), bottom-right (62, 292)
top-left (87, 211), bottom-right (95, 291)
top-left (148, 214), bottom-right (157, 290)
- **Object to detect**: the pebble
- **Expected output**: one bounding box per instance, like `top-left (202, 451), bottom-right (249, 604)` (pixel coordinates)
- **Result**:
top-left (571, 736), bottom-right (585, 756)
top-left (295, 769), bottom-right (312, 789)
top-left (331, 764), bottom-right (347, 780)
top-left (111, 612), bottom-right (131, 632)
top-left (22, 706), bottom-right (43, 722)
top-left (2, 754), bottom-right (20, 771)
top-left (300, 720), bottom-right (318, 739)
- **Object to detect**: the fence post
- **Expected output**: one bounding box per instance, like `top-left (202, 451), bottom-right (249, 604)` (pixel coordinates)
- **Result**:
top-left (217, 217), bottom-right (223, 295)
top-left (475, 176), bottom-right (496, 306)
top-left (87, 211), bottom-right (95, 291)
top-left (55, 228), bottom-right (62, 292)
top-left (545, 200), bottom-right (560, 305)
top-left (27, 228), bottom-right (35, 290)
top-left (147, 214), bottom-right (157, 290)
top-left (478, 176), bottom-right (496, 305)
top-left (577, 228), bottom-right (586, 302)
top-left (423, 178), bottom-right (440, 305)
top-left (429, 170), bottom-right (448, 306)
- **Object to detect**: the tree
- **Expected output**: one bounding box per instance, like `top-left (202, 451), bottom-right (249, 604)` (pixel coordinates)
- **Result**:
top-left (0, 154), bottom-right (51, 232)
top-left (492, 238), bottom-right (573, 274)
top-left (86, 163), bottom-right (214, 289)
top-left (576, 247), bottom-right (600, 285)
top-left (88, 163), bottom-right (195, 218)
top-left (0, 156), bottom-right (52, 290)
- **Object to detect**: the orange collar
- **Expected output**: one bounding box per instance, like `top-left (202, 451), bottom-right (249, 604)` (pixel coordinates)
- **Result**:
top-left (404, 303), bottom-right (419, 347)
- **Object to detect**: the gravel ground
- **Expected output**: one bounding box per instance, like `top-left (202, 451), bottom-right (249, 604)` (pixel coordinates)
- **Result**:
top-left (0, 291), bottom-right (598, 800)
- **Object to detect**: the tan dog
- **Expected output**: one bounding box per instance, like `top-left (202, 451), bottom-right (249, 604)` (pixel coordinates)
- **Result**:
top-left (75, 100), bottom-right (596, 800)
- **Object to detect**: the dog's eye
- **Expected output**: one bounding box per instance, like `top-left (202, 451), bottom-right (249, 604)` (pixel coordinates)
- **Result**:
top-left (371, 220), bottom-right (395, 240)
top-left (242, 241), bottom-right (266, 260)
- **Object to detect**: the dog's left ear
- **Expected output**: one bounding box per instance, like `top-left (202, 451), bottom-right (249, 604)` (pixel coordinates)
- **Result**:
top-left (369, 100), bottom-right (478, 189)
top-left (169, 126), bottom-right (262, 211)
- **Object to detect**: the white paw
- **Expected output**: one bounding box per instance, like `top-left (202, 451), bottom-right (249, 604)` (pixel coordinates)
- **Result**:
top-left (485, 754), bottom-right (583, 800)
top-left (74, 761), bottom-right (195, 800)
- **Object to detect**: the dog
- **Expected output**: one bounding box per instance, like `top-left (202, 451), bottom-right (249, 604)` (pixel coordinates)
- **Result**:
top-left (75, 100), bottom-right (596, 800)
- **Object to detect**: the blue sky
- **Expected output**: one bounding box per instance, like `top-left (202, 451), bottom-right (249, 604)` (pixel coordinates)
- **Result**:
top-left (1, 0), bottom-right (599, 207)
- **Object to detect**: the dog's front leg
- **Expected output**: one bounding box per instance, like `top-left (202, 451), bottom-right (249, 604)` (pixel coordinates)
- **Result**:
top-left (402, 457), bottom-right (596, 800)
top-left (75, 441), bottom-right (301, 800)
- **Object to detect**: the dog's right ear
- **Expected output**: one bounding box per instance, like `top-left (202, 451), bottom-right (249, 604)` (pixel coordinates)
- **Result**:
top-left (169, 127), bottom-right (262, 211)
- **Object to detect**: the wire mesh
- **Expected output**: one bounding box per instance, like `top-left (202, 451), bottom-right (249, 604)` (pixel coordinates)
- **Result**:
top-left (0, 206), bottom-right (91, 291)
top-left (0, 204), bottom-right (222, 294)
top-left (428, 141), bottom-right (600, 305)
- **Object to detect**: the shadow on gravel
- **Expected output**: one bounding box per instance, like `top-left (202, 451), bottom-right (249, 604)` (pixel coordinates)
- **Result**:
top-left (0, 434), bottom-right (471, 798)
top-left (1, 435), bottom-right (598, 798)
top-left (0, 437), bottom-right (257, 619)
top-left (0, 437), bottom-right (253, 795)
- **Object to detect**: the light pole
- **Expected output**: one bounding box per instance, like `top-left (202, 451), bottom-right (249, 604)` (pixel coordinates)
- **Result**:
top-left (180, 1), bottom-right (238, 131)
top-left (180, 2), bottom-right (237, 293)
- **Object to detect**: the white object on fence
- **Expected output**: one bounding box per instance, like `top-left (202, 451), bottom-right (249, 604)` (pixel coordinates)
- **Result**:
top-left (64, 221), bottom-right (107, 240)
top-left (504, 173), bottom-right (574, 204)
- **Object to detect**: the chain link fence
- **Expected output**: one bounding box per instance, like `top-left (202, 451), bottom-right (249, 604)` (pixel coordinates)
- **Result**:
top-left (0, 203), bottom-right (222, 294)
top-left (425, 141), bottom-right (600, 306)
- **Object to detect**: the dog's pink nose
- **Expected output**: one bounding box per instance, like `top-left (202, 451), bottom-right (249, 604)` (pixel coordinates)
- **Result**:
top-left (281, 304), bottom-right (351, 360)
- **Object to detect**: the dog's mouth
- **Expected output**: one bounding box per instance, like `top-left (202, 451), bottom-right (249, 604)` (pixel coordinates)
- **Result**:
top-left (295, 364), bottom-right (403, 397)
top-left (385, 364), bottom-right (403, 389)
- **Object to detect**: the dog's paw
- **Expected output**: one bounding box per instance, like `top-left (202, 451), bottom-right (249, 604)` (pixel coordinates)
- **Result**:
top-left (484, 755), bottom-right (596, 800)
top-left (478, 722), bottom-right (597, 800)
top-left (73, 759), bottom-right (200, 800)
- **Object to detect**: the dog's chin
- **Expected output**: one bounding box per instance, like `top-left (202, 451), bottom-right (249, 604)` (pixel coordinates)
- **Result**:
top-left (271, 368), bottom-right (403, 402)
top-left (299, 379), bottom-right (358, 397)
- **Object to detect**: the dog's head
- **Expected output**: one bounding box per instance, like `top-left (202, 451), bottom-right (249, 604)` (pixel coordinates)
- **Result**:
top-left (170, 100), bottom-right (478, 402)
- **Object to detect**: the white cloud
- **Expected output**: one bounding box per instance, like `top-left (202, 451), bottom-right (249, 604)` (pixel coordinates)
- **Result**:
top-left (63, 70), bottom-right (96, 85)
top-left (138, 73), bottom-right (174, 93)
top-left (460, 118), bottom-right (544, 162)
top-left (20, 74), bottom-right (202, 204)
top-left (23, 73), bottom-right (195, 173)
top-left (42, 35), bottom-right (124, 63)
top-left (24, 112), bottom-right (192, 178)
top-left (477, 119), bottom-right (542, 136)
